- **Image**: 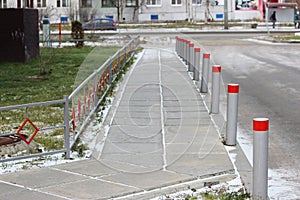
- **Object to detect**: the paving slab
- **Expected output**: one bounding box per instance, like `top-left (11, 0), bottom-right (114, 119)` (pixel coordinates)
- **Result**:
top-left (0, 167), bottom-right (85, 189)
top-left (101, 170), bottom-right (193, 191)
top-left (42, 178), bottom-right (139, 200)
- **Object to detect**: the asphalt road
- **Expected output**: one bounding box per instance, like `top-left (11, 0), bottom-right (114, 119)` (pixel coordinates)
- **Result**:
top-left (190, 34), bottom-right (300, 194)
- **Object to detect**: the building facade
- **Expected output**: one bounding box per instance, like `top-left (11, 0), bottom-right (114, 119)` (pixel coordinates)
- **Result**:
top-left (0, 0), bottom-right (297, 22)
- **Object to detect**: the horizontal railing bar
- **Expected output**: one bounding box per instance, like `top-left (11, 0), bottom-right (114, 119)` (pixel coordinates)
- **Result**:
top-left (0, 99), bottom-right (66, 111)
top-left (0, 149), bottom-right (67, 163)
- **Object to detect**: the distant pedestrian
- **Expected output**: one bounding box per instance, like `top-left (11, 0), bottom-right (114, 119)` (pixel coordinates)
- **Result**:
top-left (294, 11), bottom-right (299, 29)
top-left (270, 11), bottom-right (277, 29)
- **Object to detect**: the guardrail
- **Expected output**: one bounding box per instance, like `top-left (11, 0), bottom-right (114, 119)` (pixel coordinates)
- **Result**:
top-left (0, 36), bottom-right (140, 163)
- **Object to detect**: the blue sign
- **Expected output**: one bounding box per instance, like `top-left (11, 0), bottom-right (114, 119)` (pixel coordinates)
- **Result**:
top-left (151, 14), bottom-right (158, 20)
top-left (216, 14), bottom-right (223, 19)
top-left (60, 16), bottom-right (68, 22)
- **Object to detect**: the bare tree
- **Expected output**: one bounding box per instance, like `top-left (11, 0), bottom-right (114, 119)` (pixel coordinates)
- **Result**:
top-left (132, 0), bottom-right (146, 21)
top-left (114, 0), bottom-right (123, 22)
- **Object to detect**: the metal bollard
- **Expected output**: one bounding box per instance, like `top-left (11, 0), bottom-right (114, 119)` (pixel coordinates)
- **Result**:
top-left (253, 118), bottom-right (269, 200)
top-left (225, 84), bottom-right (239, 146)
top-left (193, 48), bottom-right (200, 81)
top-left (200, 53), bottom-right (210, 93)
top-left (183, 39), bottom-right (187, 63)
top-left (176, 36), bottom-right (179, 53)
top-left (178, 38), bottom-right (182, 58)
top-left (188, 43), bottom-right (194, 72)
top-left (210, 65), bottom-right (221, 114)
top-left (185, 40), bottom-right (190, 65)
top-left (181, 38), bottom-right (184, 58)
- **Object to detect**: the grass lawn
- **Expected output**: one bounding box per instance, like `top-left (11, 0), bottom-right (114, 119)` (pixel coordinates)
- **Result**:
top-left (0, 46), bottom-right (120, 107)
top-left (0, 46), bottom-right (120, 152)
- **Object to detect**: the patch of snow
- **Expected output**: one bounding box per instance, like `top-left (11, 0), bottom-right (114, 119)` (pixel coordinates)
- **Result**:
top-left (0, 152), bottom-right (86, 174)
top-left (268, 168), bottom-right (300, 200)
top-left (151, 175), bottom-right (248, 200)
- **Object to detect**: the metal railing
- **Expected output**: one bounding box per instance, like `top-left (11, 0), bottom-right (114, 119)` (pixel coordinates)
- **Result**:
top-left (0, 36), bottom-right (140, 163)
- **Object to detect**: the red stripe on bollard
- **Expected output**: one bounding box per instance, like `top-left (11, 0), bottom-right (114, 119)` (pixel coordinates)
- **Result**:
top-left (195, 48), bottom-right (200, 52)
top-left (253, 118), bottom-right (269, 131)
top-left (203, 53), bottom-right (210, 59)
top-left (212, 65), bottom-right (221, 72)
top-left (228, 84), bottom-right (239, 93)
top-left (189, 43), bottom-right (194, 47)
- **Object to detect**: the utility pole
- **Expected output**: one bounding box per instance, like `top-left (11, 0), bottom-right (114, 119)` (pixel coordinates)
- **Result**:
top-left (224, 0), bottom-right (229, 29)
top-left (189, 0), bottom-right (193, 22)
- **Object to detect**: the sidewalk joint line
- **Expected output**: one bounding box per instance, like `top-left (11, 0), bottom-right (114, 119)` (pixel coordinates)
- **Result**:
top-left (158, 49), bottom-right (167, 171)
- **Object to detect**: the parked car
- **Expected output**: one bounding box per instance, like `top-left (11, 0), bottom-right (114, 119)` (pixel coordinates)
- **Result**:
top-left (82, 18), bottom-right (117, 30)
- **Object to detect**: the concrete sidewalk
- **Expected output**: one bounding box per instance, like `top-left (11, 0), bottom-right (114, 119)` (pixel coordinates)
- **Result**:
top-left (0, 47), bottom-right (235, 200)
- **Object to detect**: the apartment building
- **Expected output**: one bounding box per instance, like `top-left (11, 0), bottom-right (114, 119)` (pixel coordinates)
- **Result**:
top-left (0, 0), bottom-right (296, 22)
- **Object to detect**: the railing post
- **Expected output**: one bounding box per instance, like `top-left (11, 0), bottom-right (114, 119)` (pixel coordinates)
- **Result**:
top-left (118, 51), bottom-right (121, 73)
top-left (201, 53), bottom-right (210, 93)
top-left (193, 47), bottom-right (200, 81)
top-left (210, 65), bottom-right (221, 114)
top-left (225, 84), bottom-right (239, 146)
top-left (124, 46), bottom-right (127, 66)
top-left (253, 118), bottom-right (269, 200)
top-left (109, 61), bottom-right (113, 84)
top-left (93, 71), bottom-right (98, 107)
top-left (64, 95), bottom-right (70, 159)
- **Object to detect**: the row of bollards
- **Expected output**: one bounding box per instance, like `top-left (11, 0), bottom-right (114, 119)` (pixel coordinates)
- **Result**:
top-left (175, 36), bottom-right (269, 200)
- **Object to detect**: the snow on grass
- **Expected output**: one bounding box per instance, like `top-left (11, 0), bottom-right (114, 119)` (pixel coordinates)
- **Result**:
top-left (151, 176), bottom-right (249, 200)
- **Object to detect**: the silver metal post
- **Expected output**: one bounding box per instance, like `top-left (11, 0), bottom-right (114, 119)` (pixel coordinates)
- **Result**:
top-left (183, 39), bottom-right (187, 63)
top-left (210, 65), bottom-right (221, 114)
top-left (188, 43), bottom-right (194, 71)
top-left (118, 51), bottom-right (121, 72)
top-left (225, 84), bottom-right (239, 145)
top-left (93, 71), bottom-right (98, 107)
top-left (179, 38), bottom-right (183, 58)
top-left (200, 53), bottom-right (210, 93)
top-left (253, 118), bottom-right (269, 200)
top-left (193, 48), bottom-right (201, 81)
top-left (109, 61), bottom-right (113, 84)
top-left (63, 95), bottom-right (70, 159)
top-left (175, 36), bottom-right (179, 53)
top-left (185, 40), bottom-right (190, 65)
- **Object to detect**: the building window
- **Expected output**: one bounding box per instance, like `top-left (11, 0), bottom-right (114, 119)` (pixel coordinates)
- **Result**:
top-left (57, 0), bottom-right (67, 7)
top-left (192, 0), bottom-right (202, 5)
top-left (171, 0), bottom-right (182, 5)
top-left (126, 0), bottom-right (137, 7)
top-left (2, 0), bottom-right (7, 8)
top-left (42, 0), bottom-right (46, 7)
top-left (37, 0), bottom-right (41, 7)
top-left (82, 0), bottom-right (92, 7)
top-left (62, 0), bottom-right (66, 6)
top-left (146, 0), bottom-right (161, 5)
top-left (102, 0), bottom-right (116, 7)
